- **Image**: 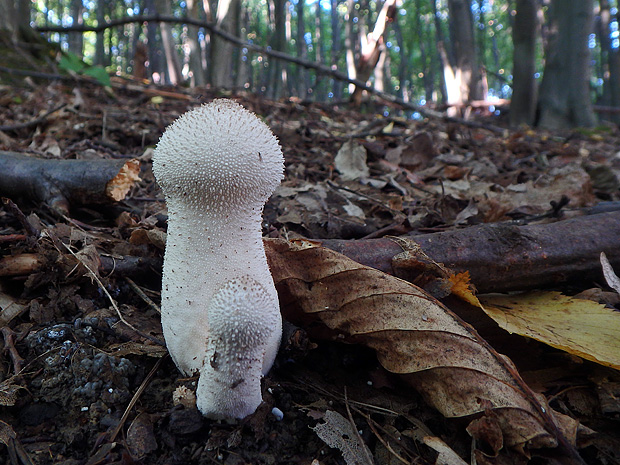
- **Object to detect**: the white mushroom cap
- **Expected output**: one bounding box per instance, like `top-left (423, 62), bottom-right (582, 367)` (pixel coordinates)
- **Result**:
top-left (153, 99), bottom-right (284, 209)
top-left (197, 276), bottom-right (279, 419)
top-left (152, 99), bottom-right (284, 420)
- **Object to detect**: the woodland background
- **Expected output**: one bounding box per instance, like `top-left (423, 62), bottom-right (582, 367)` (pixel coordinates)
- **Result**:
top-left (1, 0), bottom-right (619, 129)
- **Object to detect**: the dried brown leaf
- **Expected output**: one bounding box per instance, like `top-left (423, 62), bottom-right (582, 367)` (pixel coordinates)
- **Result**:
top-left (265, 238), bottom-right (578, 457)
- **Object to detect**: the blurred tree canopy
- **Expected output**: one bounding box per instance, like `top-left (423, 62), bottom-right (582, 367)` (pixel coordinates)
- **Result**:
top-left (1, 0), bottom-right (619, 128)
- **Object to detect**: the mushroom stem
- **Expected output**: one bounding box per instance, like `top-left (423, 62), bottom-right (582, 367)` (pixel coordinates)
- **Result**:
top-left (161, 203), bottom-right (280, 378)
top-left (153, 99), bottom-right (284, 420)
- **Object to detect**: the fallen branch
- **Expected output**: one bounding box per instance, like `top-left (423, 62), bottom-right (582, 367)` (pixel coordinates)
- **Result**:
top-left (0, 152), bottom-right (141, 216)
top-left (321, 211), bottom-right (620, 293)
top-left (3, 212), bottom-right (617, 294)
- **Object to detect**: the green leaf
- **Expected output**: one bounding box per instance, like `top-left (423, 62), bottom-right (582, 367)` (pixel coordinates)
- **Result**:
top-left (59, 52), bottom-right (85, 73)
top-left (83, 67), bottom-right (111, 87)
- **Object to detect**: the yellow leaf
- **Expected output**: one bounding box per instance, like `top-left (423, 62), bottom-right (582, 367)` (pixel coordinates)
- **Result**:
top-left (448, 271), bottom-right (481, 307)
top-left (480, 292), bottom-right (620, 370)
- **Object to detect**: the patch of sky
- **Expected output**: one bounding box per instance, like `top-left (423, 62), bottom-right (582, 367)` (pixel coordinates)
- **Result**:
top-left (589, 33), bottom-right (596, 49)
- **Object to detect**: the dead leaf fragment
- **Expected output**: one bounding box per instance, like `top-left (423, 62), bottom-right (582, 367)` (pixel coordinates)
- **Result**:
top-left (312, 410), bottom-right (374, 465)
top-left (480, 291), bottom-right (620, 370)
top-left (422, 436), bottom-right (468, 465)
top-left (600, 252), bottom-right (620, 294)
top-left (335, 140), bottom-right (369, 181)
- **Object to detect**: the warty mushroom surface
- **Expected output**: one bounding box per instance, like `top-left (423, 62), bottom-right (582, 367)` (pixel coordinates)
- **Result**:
top-left (152, 99), bottom-right (284, 419)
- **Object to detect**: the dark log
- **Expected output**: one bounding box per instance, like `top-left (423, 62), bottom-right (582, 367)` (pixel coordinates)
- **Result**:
top-left (0, 152), bottom-right (140, 216)
top-left (321, 211), bottom-right (620, 293)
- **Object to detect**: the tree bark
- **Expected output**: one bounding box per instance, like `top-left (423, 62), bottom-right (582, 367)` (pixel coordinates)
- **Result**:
top-left (0, 152), bottom-right (141, 216)
top-left (510, 0), bottom-right (538, 127)
top-left (330, 0), bottom-right (343, 100)
top-left (155, 0), bottom-right (182, 85)
top-left (186, 0), bottom-right (206, 87)
top-left (350, 0), bottom-right (398, 105)
top-left (319, 211), bottom-right (620, 294)
top-left (94, 0), bottom-right (106, 66)
top-left (537, 0), bottom-right (596, 129)
top-left (210, 0), bottom-right (240, 89)
top-left (596, 0), bottom-right (620, 124)
top-left (443, 0), bottom-right (483, 116)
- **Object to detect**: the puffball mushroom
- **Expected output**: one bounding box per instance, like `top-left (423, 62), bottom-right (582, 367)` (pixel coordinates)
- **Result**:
top-left (152, 99), bottom-right (284, 420)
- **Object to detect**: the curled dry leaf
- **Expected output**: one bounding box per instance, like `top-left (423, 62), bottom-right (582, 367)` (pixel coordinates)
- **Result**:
top-left (265, 238), bottom-right (579, 458)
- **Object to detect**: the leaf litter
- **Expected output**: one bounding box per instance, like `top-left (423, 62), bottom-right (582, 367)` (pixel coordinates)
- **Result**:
top-left (0, 80), bottom-right (619, 464)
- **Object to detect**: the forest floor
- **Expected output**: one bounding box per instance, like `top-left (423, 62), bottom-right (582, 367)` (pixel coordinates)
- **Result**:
top-left (0, 78), bottom-right (619, 465)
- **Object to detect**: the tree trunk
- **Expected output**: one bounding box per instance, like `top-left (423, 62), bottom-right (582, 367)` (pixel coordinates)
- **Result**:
top-left (350, 0), bottom-right (398, 105)
top-left (67, 0), bottom-right (84, 57)
top-left (344, 0), bottom-right (358, 96)
top-left (186, 0), bottom-right (206, 87)
top-left (330, 0), bottom-right (343, 100)
top-left (210, 0), bottom-right (240, 89)
top-left (94, 0), bottom-right (106, 66)
top-left (510, 0), bottom-right (538, 127)
top-left (296, 0), bottom-right (308, 98)
top-left (155, 0), bottom-right (182, 85)
top-left (393, 11), bottom-right (409, 102)
top-left (537, 0), bottom-right (596, 129)
top-left (235, 5), bottom-right (251, 89)
top-left (143, 0), bottom-right (162, 81)
top-left (444, 0), bottom-right (483, 116)
top-left (267, 0), bottom-right (286, 99)
top-left (312, 1), bottom-right (326, 100)
top-left (0, 0), bottom-right (18, 41)
top-left (431, 0), bottom-right (448, 104)
top-left (596, 0), bottom-right (620, 124)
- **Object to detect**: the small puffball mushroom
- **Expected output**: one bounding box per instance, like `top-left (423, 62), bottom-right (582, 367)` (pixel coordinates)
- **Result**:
top-left (152, 99), bottom-right (284, 419)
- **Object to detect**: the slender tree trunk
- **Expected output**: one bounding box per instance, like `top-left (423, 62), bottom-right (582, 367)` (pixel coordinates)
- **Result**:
top-left (444, 0), bottom-right (483, 115)
top-left (296, 0), bottom-right (308, 98)
top-left (235, 4), bottom-right (251, 89)
top-left (350, 0), bottom-right (398, 105)
top-left (597, 0), bottom-right (620, 124)
top-left (67, 0), bottom-right (84, 56)
top-left (94, 0), bottom-right (106, 66)
top-left (155, 0), bottom-right (182, 84)
top-left (431, 0), bottom-right (448, 104)
top-left (143, 0), bottom-right (162, 81)
top-left (210, 0), bottom-right (240, 89)
top-left (266, 0), bottom-right (286, 99)
top-left (186, 0), bottom-right (206, 86)
top-left (313, 1), bottom-right (326, 100)
top-left (510, 0), bottom-right (538, 126)
top-left (537, 0), bottom-right (596, 128)
top-left (344, 0), bottom-right (358, 95)
top-left (330, 0), bottom-right (343, 100)
top-left (393, 10), bottom-right (410, 102)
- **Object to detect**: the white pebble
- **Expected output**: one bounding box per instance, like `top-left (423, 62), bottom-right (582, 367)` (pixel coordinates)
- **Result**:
top-left (271, 407), bottom-right (284, 421)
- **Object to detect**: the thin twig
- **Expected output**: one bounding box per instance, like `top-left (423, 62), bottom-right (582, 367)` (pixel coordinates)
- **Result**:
top-left (109, 355), bottom-right (166, 442)
top-left (343, 386), bottom-right (375, 465)
top-left (59, 241), bottom-right (165, 346)
top-left (125, 277), bottom-right (161, 314)
top-left (1, 327), bottom-right (25, 374)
